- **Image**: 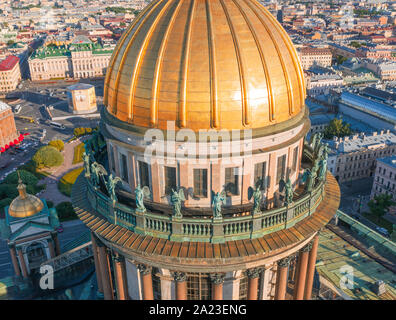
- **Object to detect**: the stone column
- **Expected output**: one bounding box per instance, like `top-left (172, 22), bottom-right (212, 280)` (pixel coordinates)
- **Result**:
top-left (17, 248), bottom-right (28, 278)
top-left (247, 268), bottom-right (261, 300)
top-left (113, 254), bottom-right (128, 300)
top-left (47, 239), bottom-right (56, 259)
top-left (173, 271), bottom-right (187, 300)
top-left (8, 243), bottom-right (21, 277)
top-left (210, 273), bottom-right (225, 300)
top-left (275, 257), bottom-right (291, 300)
top-left (293, 244), bottom-right (311, 300)
top-left (91, 233), bottom-right (103, 294)
top-left (304, 235), bottom-right (320, 300)
top-left (137, 264), bottom-right (154, 300)
top-left (98, 242), bottom-right (114, 300)
top-left (51, 231), bottom-right (61, 256)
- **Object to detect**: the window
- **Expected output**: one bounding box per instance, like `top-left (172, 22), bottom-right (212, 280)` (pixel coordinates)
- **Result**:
top-left (225, 167), bottom-right (239, 196)
top-left (276, 155), bottom-right (287, 184)
top-left (187, 273), bottom-right (212, 300)
top-left (109, 146), bottom-right (115, 171)
top-left (254, 162), bottom-right (267, 189)
top-left (193, 169), bottom-right (208, 198)
top-left (121, 154), bottom-right (128, 182)
top-left (292, 146), bottom-right (299, 173)
top-left (138, 161), bottom-right (150, 188)
top-left (152, 268), bottom-right (162, 300)
top-left (164, 166), bottom-right (177, 195)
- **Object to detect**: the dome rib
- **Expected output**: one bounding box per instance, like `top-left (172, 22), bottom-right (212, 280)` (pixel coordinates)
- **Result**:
top-left (219, 0), bottom-right (249, 127)
top-left (205, 0), bottom-right (219, 129)
top-left (243, 0), bottom-right (293, 119)
top-left (251, 0), bottom-right (305, 107)
top-left (127, 0), bottom-right (174, 121)
top-left (179, 0), bottom-right (197, 128)
top-left (151, 0), bottom-right (184, 127)
top-left (230, 0), bottom-right (274, 124)
top-left (104, 0), bottom-right (159, 107)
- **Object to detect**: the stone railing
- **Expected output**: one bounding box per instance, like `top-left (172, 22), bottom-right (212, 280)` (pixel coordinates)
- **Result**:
top-left (86, 177), bottom-right (325, 244)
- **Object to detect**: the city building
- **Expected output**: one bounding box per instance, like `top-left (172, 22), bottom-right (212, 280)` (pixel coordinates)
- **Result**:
top-left (0, 178), bottom-right (61, 278)
top-left (306, 73), bottom-right (343, 97)
top-left (0, 55), bottom-right (21, 94)
top-left (0, 101), bottom-right (18, 151)
top-left (370, 156), bottom-right (396, 201)
top-left (338, 91), bottom-right (396, 133)
top-left (298, 47), bottom-right (332, 70)
top-left (71, 0), bottom-right (340, 301)
top-left (67, 83), bottom-right (97, 115)
top-left (326, 130), bottom-right (396, 184)
top-left (28, 36), bottom-right (114, 81)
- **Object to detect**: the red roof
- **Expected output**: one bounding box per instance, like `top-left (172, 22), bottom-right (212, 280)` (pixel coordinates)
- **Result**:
top-left (0, 55), bottom-right (19, 71)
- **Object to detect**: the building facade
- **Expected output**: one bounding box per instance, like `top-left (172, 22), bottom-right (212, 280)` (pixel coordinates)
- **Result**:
top-left (0, 101), bottom-right (18, 150)
top-left (72, 0), bottom-right (340, 301)
top-left (306, 73), bottom-right (343, 97)
top-left (298, 47), bottom-right (332, 70)
top-left (28, 38), bottom-right (113, 81)
top-left (0, 55), bottom-right (21, 94)
top-left (370, 156), bottom-right (396, 201)
top-left (327, 131), bottom-right (396, 184)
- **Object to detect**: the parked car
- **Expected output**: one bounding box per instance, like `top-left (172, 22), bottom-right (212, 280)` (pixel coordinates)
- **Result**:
top-left (375, 227), bottom-right (389, 237)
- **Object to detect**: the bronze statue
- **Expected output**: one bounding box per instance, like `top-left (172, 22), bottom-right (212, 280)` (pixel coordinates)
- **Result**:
top-left (82, 152), bottom-right (91, 177)
top-left (105, 174), bottom-right (122, 202)
top-left (318, 159), bottom-right (328, 181)
top-left (212, 192), bottom-right (226, 219)
top-left (251, 186), bottom-right (262, 214)
top-left (134, 184), bottom-right (150, 212)
top-left (170, 189), bottom-right (185, 219)
top-left (90, 162), bottom-right (107, 187)
top-left (280, 178), bottom-right (294, 205)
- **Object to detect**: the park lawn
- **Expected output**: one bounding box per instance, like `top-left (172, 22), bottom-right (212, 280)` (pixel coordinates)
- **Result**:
top-left (58, 167), bottom-right (84, 197)
top-left (72, 142), bottom-right (85, 164)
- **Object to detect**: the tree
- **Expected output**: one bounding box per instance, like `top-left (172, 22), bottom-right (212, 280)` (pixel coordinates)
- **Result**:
top-left (48, 139), bottom-right (64, 151)
top-left (32, 146), bottom-right (64, 169)
top-left (4, 169), bottom-right (39, 186)
top-left (323, 118), bottom-right (353, 139)
top-left (336, 55), bottom-right (347, 65)
top-left (55, 202), bottom-right (77, 221)
top-left (368, 194), bottom-right (395, 223)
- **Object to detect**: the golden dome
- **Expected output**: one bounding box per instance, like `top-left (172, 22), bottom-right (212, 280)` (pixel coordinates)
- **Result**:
top-left (104, 0), bottom-right (306, 131)
top-left (8, 176), bottom-right (44, 218)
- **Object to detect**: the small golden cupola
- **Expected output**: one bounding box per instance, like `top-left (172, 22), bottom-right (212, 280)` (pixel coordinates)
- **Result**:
top-left (8, 173), bottom-right (44, 218)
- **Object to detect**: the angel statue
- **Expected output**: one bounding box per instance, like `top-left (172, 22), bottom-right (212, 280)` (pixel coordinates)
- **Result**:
top-left (135, 184), bottom-right (150, 212)
top-left (302, 166), bottom-right (317, 192)
top-left (90, 162), bottom-right (107, 188)
top-left (170, 189), bottom-right (185, 219)
top-left (105, 174), bottom-right (122, 203)
top-left (321, 143), bottom-right (330, 161)
top-left (280, 178), bottom-right (294, 205)
top-left (212, 191), bottom-right (226, 219)
top-left (318, 159), bottom-right (328, 182)
top-left (248, 186), bottom-right (262, 214)
top-left (82, 152), bottom-right (91, 177)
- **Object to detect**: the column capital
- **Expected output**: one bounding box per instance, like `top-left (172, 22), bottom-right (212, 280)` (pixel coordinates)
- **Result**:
top-left (278, 256), bottom-right (292, 268)
top-left (210, 273), bottom-right (225, 285)
top-left (246, 268), bottom-right (262, 279)
top-left (113, 253), bottom-right (125, 263)
top-left (302, 242), bottom-right (313, 253)
top-left (172, 271), bottom-right (187, 282)
top-left (8, 242), bottom-right (16, 249)
top-left (137, 264), bottom-right (152, 275)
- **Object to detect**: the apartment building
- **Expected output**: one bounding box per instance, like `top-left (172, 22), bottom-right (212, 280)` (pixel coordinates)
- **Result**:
top-left (298, 47), bottom-right (332, 70)
top-left (0, 55), bottom-right (21, 94)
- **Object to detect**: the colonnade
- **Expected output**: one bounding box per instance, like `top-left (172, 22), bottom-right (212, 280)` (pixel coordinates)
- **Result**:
top-left (91, 232), bottom-right (320, 301)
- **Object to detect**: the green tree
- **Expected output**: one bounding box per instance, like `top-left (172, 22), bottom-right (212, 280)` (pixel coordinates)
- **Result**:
top-left (32, 146), bottom-right (64, 169)
top-left (55, 202), bottom-right (77, 221)
top-left (336, 55), bottom-right (347, 65)
top-left (368, 194), bottom-right (395, 223)
top-left (48, 139), bottom-right (64, 151)
top-left (349, 41), bottom-right (362, 48)
top-left (4, 169), bottom-right (39, 186)
top-left (323, 118), bottom-right (353, 139)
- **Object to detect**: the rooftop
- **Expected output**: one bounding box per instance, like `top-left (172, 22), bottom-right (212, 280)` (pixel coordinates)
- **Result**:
top-left (0, 55), bottom-right (19, 71)
top-left (377, 155), bottom-right (396, 169)
top-left (0, 101), bottom-right (11, 112)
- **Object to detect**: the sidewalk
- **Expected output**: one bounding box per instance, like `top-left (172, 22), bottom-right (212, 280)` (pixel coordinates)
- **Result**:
top-left (38, 138), bottom-right (87, 205)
